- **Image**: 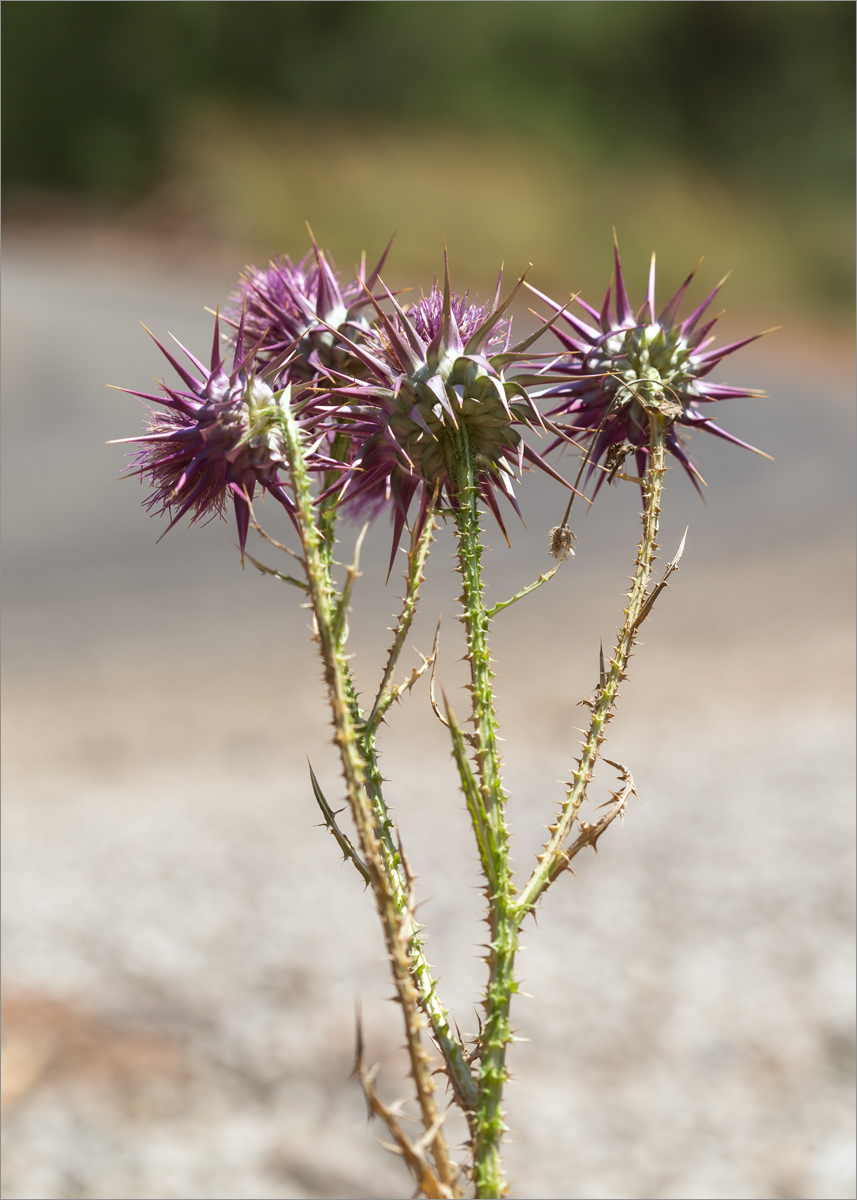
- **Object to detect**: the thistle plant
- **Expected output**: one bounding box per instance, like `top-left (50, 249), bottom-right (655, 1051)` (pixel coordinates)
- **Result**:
top-left (113, 232), bottom-right (768, 1198)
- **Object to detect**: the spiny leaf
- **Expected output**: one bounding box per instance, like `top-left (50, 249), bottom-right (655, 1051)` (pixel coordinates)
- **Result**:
top-left (308, 760), bottom-right (370, 884)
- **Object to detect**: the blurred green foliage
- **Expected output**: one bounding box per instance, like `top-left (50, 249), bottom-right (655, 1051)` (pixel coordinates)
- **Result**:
top-left (3, 2), bottom-right (854, 319)
top-left (3, 0), bottom-right (853, 200)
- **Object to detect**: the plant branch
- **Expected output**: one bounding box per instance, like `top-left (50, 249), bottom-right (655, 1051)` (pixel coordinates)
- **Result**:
top-left (515, 411), bottom-right (668, 920)
top-left (354, 1019), bottom-right (458, 1200)
top-left (451, 429), bottom-right (518, 1200)
top-left (308, 760), bottom-right (370, 884)
top-left (279, 395), bottom-right (459, 1194)
top-left (484, 562), bottom-right (562, 619)
top-left (242, 546), bottom-right (309, 590)
top-left (368, 494), bottom-right (438, 732)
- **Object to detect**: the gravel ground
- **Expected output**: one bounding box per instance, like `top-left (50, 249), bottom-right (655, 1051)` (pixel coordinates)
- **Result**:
top-left (2, 233), bottom-right (854, 1199)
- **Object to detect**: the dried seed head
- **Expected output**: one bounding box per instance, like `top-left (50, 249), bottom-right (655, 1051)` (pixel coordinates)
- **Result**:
top-left (548, 523), bottom-right (577, 561)
top-left (604, 440), bottom-right (634, 483)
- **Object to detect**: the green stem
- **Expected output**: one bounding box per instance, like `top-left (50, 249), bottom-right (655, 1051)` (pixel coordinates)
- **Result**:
top-left (368, 497), bottom-right (438, 731)
top-left (484, 562), bottom-right (561, 619)
top-left (317, 430), bottom-right (351, 563)
top-left (515, 412), bottom-right (668, 918)
top-left (279, 399), bottom-right (458, 1193)
top-left (340, 505), bottom-right (478, 1115)
top-left (451, 430), bottom-right (517, 1199)
top-left (360, 715), bottom-right (478, 1116)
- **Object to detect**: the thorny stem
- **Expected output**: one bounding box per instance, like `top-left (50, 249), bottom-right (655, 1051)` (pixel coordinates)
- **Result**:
top-left (515, 411), bottom-right (668, 917)
top-left (340, 506), bottom-right (478, 1116)
top-left (368, 495), bottom-right (439, 732)
top-left (279, 398), bottom-right (460, 1196)
top-left (451, 429), bottom-right (518, 1200)
top-left (317, 430), bottom-right (352, 563)
top-left (361, 683), bottom-right (479, 1112)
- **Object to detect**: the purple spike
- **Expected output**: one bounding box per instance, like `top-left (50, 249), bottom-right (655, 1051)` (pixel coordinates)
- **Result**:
top-left (658, 260), bottom-right (701, 328)
top-left (432, 384), bottom-right (459, 430)
top-left (408, 403), bottom-right (438, 440)
top-left (264, 482), bottom-right (299, 528)
top-left (666, 431), bottom-right (706, 497)
top-left (524, 282), bottom-right (601, 344)
top-left (612, 233), bottom-right (633, 325)
top-left (384, 474), bottom-right (421, 581)
top-left (142, 326), bottom-right (202, 393)
top-left (382, 420), bottom-right (415, 469)
top-left (692, 331), bottom-right (765, 365)
top-left (314, 246), bottom-right (345, 319)
top-left (232, 330), bottom-right (271, 384)
top-left (386, 506), bottom-right (409, 581)
top-left (230, 487), bottom-right (251, 555)
top-left (548, 323), bottom-right (590, 356)
top-left (695, 382), bottom-right (764, 401)
top-left (688, 418), bottom-right (770, 457)
top-left (480, 483), bottom-right (512, 544)
top-left (232, 306), bottom-right (245, 374)
top-left (441, 244), bottom-right (455, 352)
top-left (305, 227), bottom-right (332, 313)
top-left (686, 312), bottom-right (723, 352)
top-left (115, 429), bottom-right (194, 449)
top-left (599, 279), bottom-right (613, 333)
top-left (361, 232), bottom-right (396, 296)
top-left (166, 336), bottom-right (208, 378)
top-left (371, 278), bottom-right (426, 367)
top-left (679, 274), bottom-right (729, 337)
top-left (112, 386), bottom-right (200, 420)
top-left (575, 297), bottom-right (602, 322)
top-left (211, 308), bottom-right (224, 373)
top-left (587, 460), bottom-right (614, 501)
top-left (521, 442), bottom-right (586, 497)
top-left (465, 266), bottom-right (528, 357)
top-left (445, 299), bottom-right (465, 358)
top-left (489, 266), bottom-right (504, 320)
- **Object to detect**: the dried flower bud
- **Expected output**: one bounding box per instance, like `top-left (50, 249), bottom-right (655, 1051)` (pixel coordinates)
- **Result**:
top-left (548, 524), bottom-right (577, 561)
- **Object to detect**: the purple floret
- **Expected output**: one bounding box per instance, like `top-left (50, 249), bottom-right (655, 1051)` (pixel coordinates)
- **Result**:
top-left (224, 233), bottom-right (394, 384)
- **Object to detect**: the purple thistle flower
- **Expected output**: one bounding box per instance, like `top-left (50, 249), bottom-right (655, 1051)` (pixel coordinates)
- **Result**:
top-left (224, 231), bottom-right (394, 385)
top-left (529, 233), bottom-right (771, 495)
top-left (406, 286), bottom-right (498, 347)
top-left (321, 251), bottom-right (576, 568)
top-left (112, 311), bottom-right (322, 554)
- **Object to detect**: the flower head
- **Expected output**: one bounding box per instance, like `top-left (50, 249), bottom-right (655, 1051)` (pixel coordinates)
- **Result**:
top-left (224, 231), bottom-right (394, 385)
top-left (323, 252), bottom-right (573, 565)
top-left (113, 312), bottom-right (320, 553)
top-left (530, 234), bottom-right (769, 494)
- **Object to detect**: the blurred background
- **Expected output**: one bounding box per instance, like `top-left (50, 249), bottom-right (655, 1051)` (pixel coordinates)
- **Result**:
top-left (2, 3), bottom-right (854, 1198)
